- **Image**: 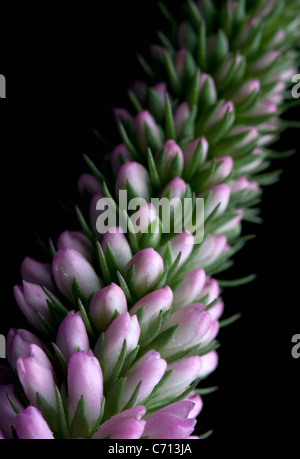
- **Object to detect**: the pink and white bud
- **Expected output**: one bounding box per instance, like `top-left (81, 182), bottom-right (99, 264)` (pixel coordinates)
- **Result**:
top-left (120, 350), bottom-right (167, 407)
top-left (199, 351), bottom-right (219, 378)
top-left (158, 356), bottom-right (202, 401)
top-left (152, 82), bottom-right (168, 104)
top-left (17, 345), bottom-right (56, 410)
top-left (52, 248), bottom-right (101, 303)
top-left (89, 283), bottom-right (127, 331)
top-left (114, 108), bottom-right (134, 127)
top-left (109, 143), bottom-right (133, 171)
top-left (143, 401), bottom-right (196, 439)
top-left (214, 209), bottom-right (244, 235)
top-left (68, 350), bottom-right (103, 431)
top-left (209, 300), bottom-right (224, 321)
top-left (174, 102), bottom-right (190, 135)
top-left (217, 54), bottom-right (243, 82)
top-left (204, 101), bottom-right (234, 130)
top-left (160, 231), bottom-right (194, 267)
top-left (172, 268), bottom-right (206, 310)
top-left (251, 51), bottom-right (280, 72)
top-left (77, 174), bottom-right (103, 197)
top-left (125, 248), bottom-right (164, 297)
top-left (56, 311), bottom-right (90, 362)
top-left (232, 79), bottom-right (260, 105)
top-left (183, 136), bottom-right (209, 170)
top-left (21, 257), bottom-right (54, 291)
top-left (135, 110), bottom-right (162, 153)
top-left (130, 203), bottom-right (158, 237)
top-left (202, 184), bottom-right (231, 219)
top-left (230, 177), bottom-right (259, 194)
top-left (101, 228), bottom-right (132, 274)
top-left (200, 278), bottom-right (220, 304)
top-left (115, 161), bottom-right (152, 201)
top-left (202, 156), bottom-right (233, 188)
top-left (57, 231), bottom-right (94, 264)
top-left (15, 407), bottom-right (54, 439)
top-left (161, 304), bottom-right (212, 358)
top-left (13, 281), bottom-right (52, 332)
top-left (198, 73), bottom-right (217, 104)
top-left (237, 148), bottom-right (263, 174)
top-left (155, 140), bottom-right (184, 181)
top-left (161, 177), bottom-right (187, 200)
top-left (7, 329), bottom-right (43, 370)
top-left (0, 384), bottom-right (23, 439)
top-left (186, 392), bottom-right (203, 418)
top-left (196, 235), bottom-right (227, 268)
top-left (200, 320), bottom-right (219, 347)
top-left (248, 99), bottom-right (277, 117)
top-left (130, 286), bottom-right (173, 331)
top-left (93, 406), bottom-right (146, 439)
top-left (104, 312), bottom-right (140, 380)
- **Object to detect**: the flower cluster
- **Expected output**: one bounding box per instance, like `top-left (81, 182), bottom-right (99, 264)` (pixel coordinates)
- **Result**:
top-left (1, 0), bottom-right (299, 439)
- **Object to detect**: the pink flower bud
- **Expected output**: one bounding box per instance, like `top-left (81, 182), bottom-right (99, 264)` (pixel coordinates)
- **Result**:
top-left (130, 286), bottom-right (173, 332)
top-left (67, 350), bottom-right (103, 430)
top-left (7, 329), bottom-right (43, 370)
top-left (196, 235), bottom-right (227, 268)
top-left (93, 406), bottom-right (146, 439)
top-left (15, 407), bottom-right (54, 439)
top-left (153, 82), bottom-right (167, 104)
top-left (214, 209), bottom-right (244, 235)
top-left (104, 312), bottom-right (140, 380)
top-left (248, 99), bottom-right (277, 117)
top-left (77, 174), bottom-right (103, 197)
top-left (230, 177), bottom-right (259, 194)
top-left (155, 140), bottom-right (184, 181)
top-left (114, 108), bottom-right (134, 127)
top-left (161, 304), bottom-right (212, 358)
top-left (125, 248), bottom-right (164, 297)
top-left (52, 248), bottom-right (101, 303)
top-left (56, 311), bottom-right (90, 362)
top-left (172, 268), bottom-right (206, 310)
top-left (200, 278), bottom-right (220, 304)
top-left (251, 51), bottom-right (280, 72)
top-left (143, 401), bottom-right (196, 439)
top-left (209, 300), bottom-right (224, 321)
top-left (200, 320), bottom-right (219, 347)
top-left (186, 391), bottom-right (203, 418)
top-left (109, 143), bottom-right (133, 171)
top-left (202, 156), bottom-right (233, 188)
top-left (21, 257), bottom-right (54, 291)
top-left (175, 49), bottom-right (188, 80)
top-left (13, 281), bottom-right (52, 331)
top-left (120, 350), bottom-right (167, 407)
top-left (130, 203), bottom-right (158, 238)
top-left (0, 384), bottom-right (23, 439)
top-left (202, 184), bottom-right (231, 219)
top-left (101, 227), bottom-right (132, 274)
top-left (57, 231), bottom-right (94, 264)
top-left (115, 161), bottom-right (152, 201)
top-left (158, 356), bottom-right (202, 401)
top-left (174, 102), bottom-right (190, 135)
top-left (17, 344), bottom-right (56, 410)
top-left (237, 148), bottom-right (263, 173)
top-left (204, 101), bottom-right (234, 130)
top-left (199, 351), bottom-right (219, 378)
top-left (161, 231), bottom-right (194, 267)
top-left (183, 137), bottom-right (209, 170)
top-left (89, 283), bottom-right (127, 331)
top-left (135, 110), bottom-right (162, 153)
top-left (198, 73), bottom-right (217, 104)
top-left (161, 177), bottom-right (187, 200)
top-left (232, 79), bottom-right (260, 105)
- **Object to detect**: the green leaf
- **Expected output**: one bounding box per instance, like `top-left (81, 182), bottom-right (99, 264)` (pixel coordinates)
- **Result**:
top-left (96, 241), bottom-right (111, 285)
top-left (52, 343), bottom-right (68, 375)
top-left (118, 123), bottom-right (141, 160)
top-left (121, 345), bottom-right (140, 376)
top-left (195, 386), bottom-right (218, 395)
top-left (83, 154), bottom-right (106, 183)
top-left (105, 340), bottom-right (127, 388)
top-left (219, 313), bottom-right (242, 328)
top-left (54, 385), bottom-right (69, 439)
top-left (147, 147), bottom-right (161, 188)
top-left (103, 377), bottom-right (126, 422)
top-left (136, 54), bottom-right (156, 80)
top-left (164, 51), bottom-right (182, 95)
top-left (116, 271), bottom-right (134, 304)
top-left (75, 206), bottom-right (95, 242)
top-left (123, 381), bottom-right (142, 411)
top-left (164, 93), bottom-right (176, 139)
top-left (36, 392), bottom-right (59, 433)
top-left (217, 274), bottom-right (256, 287)
top-left (70, 396), bottom-right (90, 439)
top-left (78, 298), bottom-right (95, 339)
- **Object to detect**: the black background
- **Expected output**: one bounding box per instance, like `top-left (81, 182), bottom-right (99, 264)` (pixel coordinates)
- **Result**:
top-left (0, 0), bottom-right (299, 444)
